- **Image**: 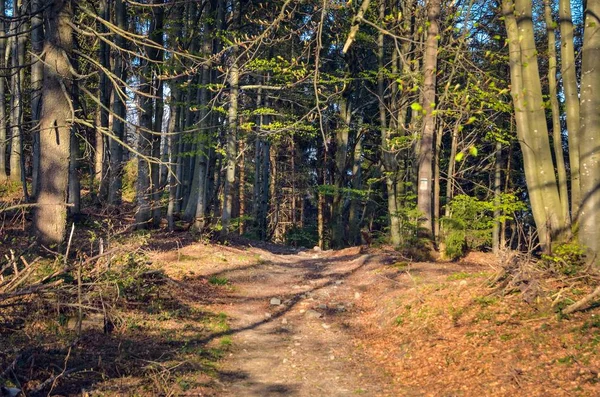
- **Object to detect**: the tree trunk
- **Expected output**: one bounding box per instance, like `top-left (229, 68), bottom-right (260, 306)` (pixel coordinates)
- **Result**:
top-left (0, 0), bottom-right (7, 180)
top-left (378, 0), bottom-right (401, 246)
top-left (348, 127), bottom-right (364, 245)
top-left (492, 142), bottom-right (502, 253)
top-left (150, 1), bottom-right (165, 226)
top-left (504, 0), bottom-right (567, 250)
top-left (332, 96), bottom-right (351, 248)
top-left (445, 123), bottom-right (459, 217)
top-left (559, 0), bottom-right (581, 218)
top-left (578, 0), bottom-right (600, 267)
top-left (544, 0), bottom-right (570, 227)
top-left (136, 0), bottom-right (164, 228)
top-left (238, 138), bottom-right (246, 235)
top-left (167, 92), bottom-right (181, 232)
top-left (33, 0), bottom-right (73, 245)
top-left (186, 7), bottom-right (213, 228)
top-left (417, 0), bottom-right (440, 236)
top-left (108, 0), bottom-right (127, 205)
top-left (30, 0), bottom-right (44, 196)
top-left (221, 1), bottom-right (239, 237)
top-left (9, 0), bottom-right (25, 184)
top-left (96, 0), bottom-right (111, 199)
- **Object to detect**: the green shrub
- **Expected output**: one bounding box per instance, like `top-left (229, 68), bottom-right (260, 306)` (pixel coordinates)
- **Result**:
top-left (284, 226), bottom-right (318, 248)
top-left (441, 193), bottom-right (525, 255)
top-left (444, 230), bottom-right (466, 261)
top-left (541, 242), bottom-right (587, 276)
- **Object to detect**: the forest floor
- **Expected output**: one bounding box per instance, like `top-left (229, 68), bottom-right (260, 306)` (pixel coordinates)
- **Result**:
top-left (2, 231), bottom-right (600, 396)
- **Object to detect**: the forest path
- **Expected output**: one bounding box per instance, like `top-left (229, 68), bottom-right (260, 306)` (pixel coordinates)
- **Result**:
top-left (156, 243), bottom-right (397, 396)
top-left (212, 247), bottom-right (394, 396)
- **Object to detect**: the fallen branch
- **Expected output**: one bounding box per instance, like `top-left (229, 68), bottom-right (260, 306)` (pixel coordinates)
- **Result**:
top-left (562, 286), bottom-right (600, 315)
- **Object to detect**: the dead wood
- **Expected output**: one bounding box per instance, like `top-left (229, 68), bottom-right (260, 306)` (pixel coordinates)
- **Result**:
top-left (562, 285), bottom-right (600, 314)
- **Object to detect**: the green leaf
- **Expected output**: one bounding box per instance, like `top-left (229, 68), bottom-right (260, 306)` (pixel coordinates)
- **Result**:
top-left (410, 103), bottom-right (423, 112)
top-left (455, 152), bottom-right (465, 162)
top-left (469, 146), bottom-right (478, 156)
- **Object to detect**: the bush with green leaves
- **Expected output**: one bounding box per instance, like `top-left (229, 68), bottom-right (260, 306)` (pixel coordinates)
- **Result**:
top-left (541, 242), bottom-right (587, 276)
top-left (284, 225), bottom-right (318, 248)
top-left (441, 193), bottom-right (525, 257)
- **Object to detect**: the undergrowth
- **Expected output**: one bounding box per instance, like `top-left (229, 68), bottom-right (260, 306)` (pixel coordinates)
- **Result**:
top-left (0, 229), bottom-right (229, 396)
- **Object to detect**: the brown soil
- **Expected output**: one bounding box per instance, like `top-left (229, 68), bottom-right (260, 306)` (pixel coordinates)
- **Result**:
top-left (3, 236), bottom-right (599, 396)
top-left (149, 241), bottom-right (600, 396)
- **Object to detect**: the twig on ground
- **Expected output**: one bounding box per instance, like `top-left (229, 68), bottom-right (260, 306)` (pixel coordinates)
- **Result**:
top-left (563, 286), bottom-right (600, 315)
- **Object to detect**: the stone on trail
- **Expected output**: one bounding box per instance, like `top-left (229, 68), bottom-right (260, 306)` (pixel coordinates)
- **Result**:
top-left (321, 323), bottom-right (331, 329)
top-left (270, 297), bottom-right (282, 306)
top-left (305, 309), bottom-right (322, 319)
top-left (317, 304), bottom-right (327, 310)
top-left (335, 280), bottom-right (343, 285)
top-left (354, 292), bottom-right (361, 300)
top-left (313, 246), bottom-right (322, 252)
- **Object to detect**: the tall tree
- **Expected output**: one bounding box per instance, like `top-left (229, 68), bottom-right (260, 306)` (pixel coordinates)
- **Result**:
top-left (0, 0), bottom-right (7, 180)
top-left (559, 0), bottom-right (581, 218)
top-left (417, 0), bottom-right (441, 235)
top-left (33, 0), bottom-right (73, 245)
top-left (30, 0), bottom-right (44, 197)
top-left (579, 0), bottom-right (600, 266)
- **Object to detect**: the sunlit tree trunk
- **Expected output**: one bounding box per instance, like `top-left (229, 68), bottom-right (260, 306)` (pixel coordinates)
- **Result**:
top-left (579, 0), bottom-right (600, 267)
top-left (108, 0), bottom-right (127, 205)
top-left (504, 0), bottom-right (567, 250)
top-left (166, 89), bottom-right (181, 231)
top-left (544, 0), bottom-right (570, 227)
top-left (559, 0), bottom-right (581, 218)
top-left (238, 138), bottom-right (246, 235)
top-left (417, 0), bottom-right (440, 236)
top-left (33, 0), bottom-right (73, 245)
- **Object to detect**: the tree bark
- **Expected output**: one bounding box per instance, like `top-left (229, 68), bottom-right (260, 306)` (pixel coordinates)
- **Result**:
top-left (33, 0), bottom-right (73, 245)
top-left (544, 0), bottom-right (570, 227)
top-left (30, 0), bottom-right (44, 196)
top-left (504, 0), bottom-right (567, 249)
top-left (9, 0), bottom-right (25, 184)
top-left (417, 0), bottom-right (441, 236)
top-left (579, 0), bottom-right (600, 267)
top-left (221, 0), bottom-right (240, 237)
top-left (378, 0), bottom-right (401, 246)
top-left (186, 4), bottom-right (213, 228)
top-left (0, 0), bottom-right (7, 180)
top-left (108, 0), bottom-right (128, 205)
top-left (559, 0), bottom-right (581, 218)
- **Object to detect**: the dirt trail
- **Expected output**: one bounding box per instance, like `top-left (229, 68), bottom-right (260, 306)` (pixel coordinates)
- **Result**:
top-left (160, 244), bottom-right (396, 396)
top-left (214, 248), bottom-right (394, 396)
